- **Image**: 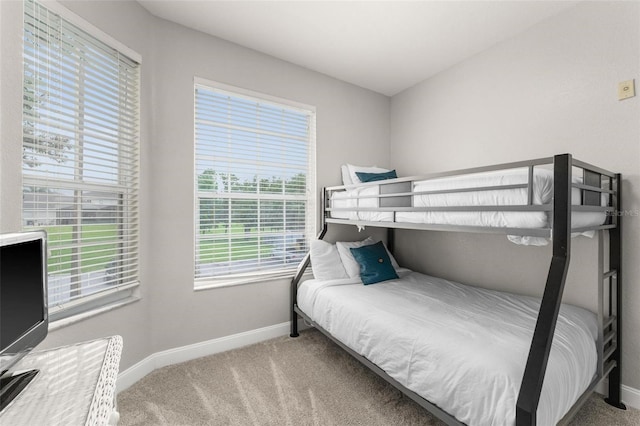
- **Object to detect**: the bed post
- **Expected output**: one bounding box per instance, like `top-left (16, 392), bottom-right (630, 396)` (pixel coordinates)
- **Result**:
top-left (289, 254), bottom-right (309, 338)
top-left (605, 173), bottom-right (626, 410)
top-left (516, 154), bottom-right (572, 426)
top-left (387, 228), bottom-right (395, 254)
top-left (290, 189), bottom-right (328, 338)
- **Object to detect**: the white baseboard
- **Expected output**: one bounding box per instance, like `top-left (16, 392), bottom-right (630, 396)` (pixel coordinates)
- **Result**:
top-left (117, 321), bottom-right (291, 392)
top-left (595, 380), bottom-right (640, 410)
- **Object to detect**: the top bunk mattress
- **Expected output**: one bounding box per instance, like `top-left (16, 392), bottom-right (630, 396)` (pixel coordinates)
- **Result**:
top-left (328, 168), bottom-right (607, 245)
top-left (297, 270), bottom-right (598, 426)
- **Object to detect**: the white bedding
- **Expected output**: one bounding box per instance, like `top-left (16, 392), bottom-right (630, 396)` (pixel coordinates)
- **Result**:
top-left (330, 185), bottom-right (395, 222)
top-left (329, 168), bottom-right (606, 245)
top-left (298, 270), bottom-right (598, 426)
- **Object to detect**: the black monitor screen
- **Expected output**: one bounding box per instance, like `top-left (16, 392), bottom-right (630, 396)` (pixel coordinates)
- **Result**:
top-left (0, 240), bottom-right (45, 350)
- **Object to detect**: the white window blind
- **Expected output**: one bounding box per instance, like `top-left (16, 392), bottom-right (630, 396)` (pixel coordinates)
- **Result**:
top-left (22, 0), bottom-right (140, 319)
top-left (194, 81), bottom-right (316, 287)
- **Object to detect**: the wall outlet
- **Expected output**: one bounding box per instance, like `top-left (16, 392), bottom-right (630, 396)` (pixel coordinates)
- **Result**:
top-left (618, 79), bottom-right (635, 100)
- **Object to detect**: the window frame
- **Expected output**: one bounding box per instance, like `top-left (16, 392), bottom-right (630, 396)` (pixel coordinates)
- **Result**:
top-left (21, 0), bottom-right (142, 321)
top-left (193, 77), bottom-right (317, 289)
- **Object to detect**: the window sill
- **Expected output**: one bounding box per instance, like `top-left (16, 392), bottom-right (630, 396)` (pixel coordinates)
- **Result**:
top-left (194, 270), bottom-right (314, 292)
top-left (48, 295), bottom-right (141, 332)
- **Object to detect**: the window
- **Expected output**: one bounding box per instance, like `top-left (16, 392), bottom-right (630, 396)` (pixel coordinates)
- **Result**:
top-left (194, 79), bottom-right (316, 287)
top-left (22, 0), bottom-right (140, 320)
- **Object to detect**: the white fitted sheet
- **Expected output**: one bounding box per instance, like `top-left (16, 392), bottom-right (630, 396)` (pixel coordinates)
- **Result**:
top-left (298, 270), bottom-right (597, 426)
top-left (329, 168), bottom-right (606, 245)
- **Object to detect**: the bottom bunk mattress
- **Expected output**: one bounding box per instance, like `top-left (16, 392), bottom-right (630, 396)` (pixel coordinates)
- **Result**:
top-left (297, 270), bottom-right (598, 426)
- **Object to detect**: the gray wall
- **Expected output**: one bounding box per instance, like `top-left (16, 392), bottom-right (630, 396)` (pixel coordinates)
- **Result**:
top-left (390, 1), bottom-right (640, 390)
top-left (0, 0), bottom-right (390, 370)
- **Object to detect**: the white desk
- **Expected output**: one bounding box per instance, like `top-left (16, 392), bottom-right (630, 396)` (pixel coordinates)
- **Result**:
top-left (0, 336), bottom-right (123, 426)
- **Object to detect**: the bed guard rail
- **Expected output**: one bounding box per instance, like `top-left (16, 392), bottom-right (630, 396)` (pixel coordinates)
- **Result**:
top-left (323, 154), bottom-right (617, 238)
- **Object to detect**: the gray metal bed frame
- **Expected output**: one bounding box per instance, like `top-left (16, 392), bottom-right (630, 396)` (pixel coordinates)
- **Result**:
top-left (289, 154), bottom-right (626, 425)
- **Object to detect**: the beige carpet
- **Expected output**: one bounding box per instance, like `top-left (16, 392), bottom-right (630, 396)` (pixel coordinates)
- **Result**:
top-left (118, 329), bottom-right (638, 425)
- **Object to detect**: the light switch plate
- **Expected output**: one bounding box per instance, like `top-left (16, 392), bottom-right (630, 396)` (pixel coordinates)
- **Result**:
top-left (618, 79), bottom-right (635, 100)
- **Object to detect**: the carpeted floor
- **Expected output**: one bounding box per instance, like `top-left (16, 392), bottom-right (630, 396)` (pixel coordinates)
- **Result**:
top-left (118, 329), bottom-right (638, 425)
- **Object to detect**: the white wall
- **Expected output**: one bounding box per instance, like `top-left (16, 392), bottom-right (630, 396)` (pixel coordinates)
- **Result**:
top-left (0, 0), bottom-right (390, 370)
top-left (390, 1), bottom-right (640, 390)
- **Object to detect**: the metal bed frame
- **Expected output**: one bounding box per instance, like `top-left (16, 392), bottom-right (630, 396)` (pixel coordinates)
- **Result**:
top-left (289, 154), bottom-right (626, 425)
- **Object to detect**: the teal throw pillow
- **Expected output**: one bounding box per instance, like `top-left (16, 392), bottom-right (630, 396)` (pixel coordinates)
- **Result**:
top-left (355, 169), bottom-right (397, 183)
top-left (349, 241), bottom-right (399, 285)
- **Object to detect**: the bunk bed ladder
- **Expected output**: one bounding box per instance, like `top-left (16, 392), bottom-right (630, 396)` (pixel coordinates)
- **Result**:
top-left (604, 173), bottom-right (626, 410)
top-left (597, 231), bottom-right (617, 379)
top-left (516, 154), bottom-right (572, 426)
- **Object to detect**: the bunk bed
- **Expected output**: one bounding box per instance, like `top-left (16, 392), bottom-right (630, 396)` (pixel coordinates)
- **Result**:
top-left (289, 154), bottom-right (626, 425)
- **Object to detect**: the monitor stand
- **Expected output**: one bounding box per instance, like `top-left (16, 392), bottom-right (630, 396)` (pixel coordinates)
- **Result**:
top-left (0, 369), bottom-right (39, 412)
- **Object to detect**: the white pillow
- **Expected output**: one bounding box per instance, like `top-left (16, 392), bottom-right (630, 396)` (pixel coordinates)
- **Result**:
top-left (336, 237), bottom-right (374, 278)
top-left (346, 164), bottom-right (392, 184)
top-left (336, 237), bottom-right (400, 278)
top-left (341, 165), bottom-right (352, 186)
top-left (310, 240), bottom-right (349, 280)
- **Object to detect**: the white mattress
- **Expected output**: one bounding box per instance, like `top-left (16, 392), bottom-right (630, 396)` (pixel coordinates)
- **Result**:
top-left (298, 270), bottom-right (598, 426)
top-left (329, 168), bottom-right (606, 245)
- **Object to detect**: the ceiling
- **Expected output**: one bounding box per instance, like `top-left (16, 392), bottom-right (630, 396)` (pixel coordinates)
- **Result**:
top-left (138, 1), bottom-right (579, 96)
